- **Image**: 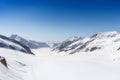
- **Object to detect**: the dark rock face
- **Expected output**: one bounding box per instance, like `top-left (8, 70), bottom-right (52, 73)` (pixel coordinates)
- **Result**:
top-left (54, 37), bottom-right (99, 54)
top-left (90, 47), bottom-right (101, 52)
top-left (58, 41), bottom-right (73, 52)
top-left (79, 39), bottom-right (94, 50)
top-left (0, 43), bottom-right (7, 47)
top-left (12, 40), bottom-right (34, 54)
top-left (53, 40), bottom-right (75, 52)
top-left (69, 39), bottom-right (95, 54)
top-left (90, 34), bottom-right (98, 38)
top-left (10, 35), bottom-right (49, 49)
top-left (118, 47), bottom-right (120, 50)
top-left (0, 56), bottom-right (7, 68)
top-left (53, 37), bottom-right (80, 52)
top-left (0, 35), bottom-right (34, 55)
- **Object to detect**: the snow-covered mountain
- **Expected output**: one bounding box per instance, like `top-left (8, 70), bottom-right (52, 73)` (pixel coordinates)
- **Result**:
top-left (46, 41), bottom-right (61, 48)
top-left (0, 35), bottom-right (33, 54)
top-left (53, 31), bottom-right (120, 54)
top-left (10, 34), bottom-right (49, 49)
top-left (1, 31), bottom-right (120, 80)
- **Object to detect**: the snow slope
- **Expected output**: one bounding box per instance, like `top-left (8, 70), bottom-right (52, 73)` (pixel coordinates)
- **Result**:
top-left (2, 31), bottom-right (120, 80)
top-left (54, 31), bottom-right (120, 54)
top-left (1, 47), bottom-right (120, 80)
top-left (31, 48), bottom-right (120, 80)
top-left (0, 48), bottom-right (35, 80)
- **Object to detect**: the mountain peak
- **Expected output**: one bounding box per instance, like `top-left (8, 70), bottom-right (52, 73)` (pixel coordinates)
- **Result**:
top-left (65, 36), bottom-right (79, 42)
top-left (54, 31), bottom-right (120, 54)
top-left (10, 34), bottom-right (49, 49)
top-left (10, 34), bottom-right (27, 41)
top-left (91, 31), bottom-right (120, 39)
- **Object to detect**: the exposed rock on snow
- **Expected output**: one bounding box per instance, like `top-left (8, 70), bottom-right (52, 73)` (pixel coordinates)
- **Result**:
top-left (0, 35), bottom-right (34, 54)
top-left (0, 56), bottom-right (7, 68)
top-left (10, 34), bottom-right (49, 49)
top-left (53, 31), bottom-right (120, 54)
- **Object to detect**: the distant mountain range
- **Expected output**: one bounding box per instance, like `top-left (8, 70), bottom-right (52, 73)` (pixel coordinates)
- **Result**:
top-left (0, 34), bottom-right (33, 54)
top-left (10, 34), bottom-right (49, 49)
top-left (0, 34), bottom-right (50, 55)
top-left (1, 31), bottom-right (120, 55)
top-left (53, 31), bottom-right (120, 54)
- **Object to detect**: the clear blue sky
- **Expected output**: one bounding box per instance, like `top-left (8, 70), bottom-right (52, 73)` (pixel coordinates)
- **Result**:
top-left (0, 0), bottom-right (120, 41)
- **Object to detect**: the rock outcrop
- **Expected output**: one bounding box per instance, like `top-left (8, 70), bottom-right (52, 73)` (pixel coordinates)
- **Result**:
top-left (0, 56), bottom-right (7, 68)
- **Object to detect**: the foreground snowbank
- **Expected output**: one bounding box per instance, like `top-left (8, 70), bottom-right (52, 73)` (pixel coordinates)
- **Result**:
top-left (1, 48), bottom-right (120, 80)
top-left (0, 48), bottom-right (35, 80)
top-left (31, 48), bottom-right (120, 80)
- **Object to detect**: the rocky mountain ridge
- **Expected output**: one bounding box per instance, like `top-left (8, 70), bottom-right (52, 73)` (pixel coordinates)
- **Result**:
top-left (53, 31), bottom-right (120, 54)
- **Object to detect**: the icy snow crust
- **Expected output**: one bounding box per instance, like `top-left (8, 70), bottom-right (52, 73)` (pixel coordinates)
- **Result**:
top-left (0, 47), bottom-right (120, 80)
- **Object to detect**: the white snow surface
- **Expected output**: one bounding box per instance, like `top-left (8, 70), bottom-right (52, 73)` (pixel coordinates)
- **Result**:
top-left (1, 48), bottom-right (120, 80)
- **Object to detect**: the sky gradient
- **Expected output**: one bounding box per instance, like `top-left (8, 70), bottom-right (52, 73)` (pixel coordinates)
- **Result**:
top-left (0, 0), bottom-right (120, 41)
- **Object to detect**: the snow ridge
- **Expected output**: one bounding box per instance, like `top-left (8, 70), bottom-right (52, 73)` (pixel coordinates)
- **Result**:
top-left (0, 35), bottom-right (33, 54)
top-left (53, 31), bottom-right (120, 54)
top-left (10, 34), bottom-right (49, 49)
